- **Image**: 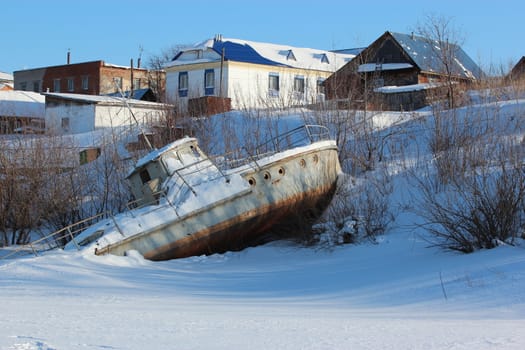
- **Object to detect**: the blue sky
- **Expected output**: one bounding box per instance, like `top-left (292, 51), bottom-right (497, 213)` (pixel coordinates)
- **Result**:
top-left (2, 0), bottom-right (523, 75)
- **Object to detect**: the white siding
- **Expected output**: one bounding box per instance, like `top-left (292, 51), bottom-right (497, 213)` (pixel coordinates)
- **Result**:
top-left (46, 103), bottom-right (166, 134)
top-left (165, 62), bottom-right (331, 111)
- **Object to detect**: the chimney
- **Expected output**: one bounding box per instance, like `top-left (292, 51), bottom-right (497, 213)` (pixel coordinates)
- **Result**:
top-left (137, 57), bottom-right (141, 68)
top-left (130, 58), bottom-right (134, 97)
top-left (411, 32), bottom-right (415, 40)
top-left (67, 49), bottom-right (71, 64)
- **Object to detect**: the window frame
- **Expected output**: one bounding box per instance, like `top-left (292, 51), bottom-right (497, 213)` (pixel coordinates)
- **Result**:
top-left (204, 69), bottom-right (215, 95)
top-left (61, 117), bottom-right (70, 132)
top-left (67, 78), bottom-right (74, 92)
top-left (53, 79), bottom-right (60, 92)
top-left (293, 75), bottom-right (305, 96)
top-left (178, 71), bottom-right (188, 97)
top-left (268, 73), bottom-right (280, 97)
top-left (81, 76), bottom-right (89, 90)
top-left (316, 78), bottom-right (326, 95)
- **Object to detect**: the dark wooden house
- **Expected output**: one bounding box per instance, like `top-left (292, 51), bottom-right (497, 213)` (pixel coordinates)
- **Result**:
top-left (508, 56), bottom-right (525, 82)
top-left (324, 31), bottom-right (483, 111)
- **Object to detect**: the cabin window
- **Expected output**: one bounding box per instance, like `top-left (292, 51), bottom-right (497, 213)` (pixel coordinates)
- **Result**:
top-left (268, 73), bottom-right (279, 97)
top-left (139, 169), bottom-right (151, 184)
top-left (294, 75), bottom-right (305, 94)
top-left (179, 72), bottom-right (188, 97)
top-left (204, 69), bottom-right (215, 95)
top-left (33, 81), bottom-right (40, 92)
top-left (321, 53), bottom-right (330, 64)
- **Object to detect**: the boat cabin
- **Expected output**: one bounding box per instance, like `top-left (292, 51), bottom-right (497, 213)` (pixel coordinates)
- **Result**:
top-left (127, 137), bottom-right (204, 206)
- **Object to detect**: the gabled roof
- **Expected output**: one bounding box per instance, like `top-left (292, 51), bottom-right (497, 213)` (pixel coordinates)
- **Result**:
top-left (166, 36), bottom-right (356, 72)
top-left (388, 31), bottom-right (482, 80)
top-left (510, 56), bottom-right (525, 77)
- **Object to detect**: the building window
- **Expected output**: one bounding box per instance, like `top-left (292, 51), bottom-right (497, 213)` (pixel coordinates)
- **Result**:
top-left (67, 78), bottom-right (74, 91)
top-left (294, 75), bottom-right (305, 94)
top-left (20, 82), bottom-right (27, 91)
top-left (133, 78), bottom-right (141, 90)
top-left (204, 69), bottom-right (215, 95)
top-left (82, 76), bottom-right (89, 90)
top-left (32, 81), bottom-right (40, 92)
top-left (61, 117), bottom-right (70, 132)
top-left (373, 77), bottom-right (384, 88)
top-left (53, 79), bottom-right (61, 92)
top-left (178, 72), bottom-right (188, 97)
top-left (268, 73), bottom-right (279, 97)
top-left (114, 77), bottom-right (123, 91)
top-left (317, 78), bottom-right (325, 95)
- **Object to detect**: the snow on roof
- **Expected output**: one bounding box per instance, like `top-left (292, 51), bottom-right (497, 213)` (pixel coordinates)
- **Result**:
top-left (133, 136), bottom-right (198, 170)
top-left (374, 82), bottom-right (443, 93)
top-left (0, 71), bottom-right (13, 82)
top-left (0, 90), bottom-right (45, 117)
top-left (43, 92), bottom-right (168, 108)
top-left (167, 36), bottom-right (355, 72)
top-left (358, 63), bottom-right (413, 73)
top-left (389, 32), bottom-right (483, 80)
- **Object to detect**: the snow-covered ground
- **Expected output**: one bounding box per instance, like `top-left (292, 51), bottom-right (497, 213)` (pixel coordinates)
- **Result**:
top-left (2, 99), bottom-right (525, 349)
top-left (2, 232), bottom-right (524, 350)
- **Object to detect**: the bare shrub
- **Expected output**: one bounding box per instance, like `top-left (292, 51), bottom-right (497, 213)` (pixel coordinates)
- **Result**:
top-left (315, 171), bottom-right (393, 246)
top-left (0, 136), bottom-right (82, 245)
top-left (417, 159), bottom-right (525, 252)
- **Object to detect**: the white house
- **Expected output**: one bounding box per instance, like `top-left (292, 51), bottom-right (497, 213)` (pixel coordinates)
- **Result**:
top-left (164, 35), bottom-right (356, 111)
top-left (43, 92), bottom-right (171, 135)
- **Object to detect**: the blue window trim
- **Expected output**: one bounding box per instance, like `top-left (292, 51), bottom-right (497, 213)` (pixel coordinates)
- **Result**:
top-left (178, 71), bottom-right (188, 97)
top-left (204, 69), bottom-right (215, 96)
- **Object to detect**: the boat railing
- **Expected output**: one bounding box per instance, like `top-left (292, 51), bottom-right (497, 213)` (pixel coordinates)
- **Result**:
top-left (0, 211), bottom-right (113, 260)
top-left (214, 124), bottom-right (331, 171)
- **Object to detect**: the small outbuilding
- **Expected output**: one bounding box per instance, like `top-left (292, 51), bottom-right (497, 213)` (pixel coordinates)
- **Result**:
top-left (43, 92), bottom-right (172, 135)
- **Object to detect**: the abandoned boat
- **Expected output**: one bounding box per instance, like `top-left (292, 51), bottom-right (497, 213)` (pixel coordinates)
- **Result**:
top-left (65, 124), bottom-right (341, 260)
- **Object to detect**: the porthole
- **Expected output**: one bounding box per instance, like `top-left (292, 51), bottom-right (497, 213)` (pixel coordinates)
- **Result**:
top-left (313, 154), bottom-right (319, 164)
top-left (248, 177), bottom-right (256, 186)
top-left (263, 171), bottom-right (271, 181)
top-left (299, 159), bottom-right (306, 168)
top-left (278, 167), bottom-right (285, 176)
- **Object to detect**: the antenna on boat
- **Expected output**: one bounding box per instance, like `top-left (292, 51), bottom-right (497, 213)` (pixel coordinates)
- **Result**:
top-left (113, 77), bottom-right (154, 151)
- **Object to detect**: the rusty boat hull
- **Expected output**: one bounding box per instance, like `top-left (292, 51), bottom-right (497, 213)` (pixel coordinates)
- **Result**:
top-left (67, 125), bottom-right (341, 261)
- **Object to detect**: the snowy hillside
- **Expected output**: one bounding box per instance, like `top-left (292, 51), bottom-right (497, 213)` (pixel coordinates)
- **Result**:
top-left (1, 98), bottom-right (525, 349)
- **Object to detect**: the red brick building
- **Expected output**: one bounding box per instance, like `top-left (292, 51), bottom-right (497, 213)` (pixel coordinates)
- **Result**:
top-left (14, 60), bottom-right (165, 101)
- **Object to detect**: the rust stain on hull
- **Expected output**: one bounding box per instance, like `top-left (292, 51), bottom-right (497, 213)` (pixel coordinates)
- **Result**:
top-left (143, 182), bottom-right (337, 261)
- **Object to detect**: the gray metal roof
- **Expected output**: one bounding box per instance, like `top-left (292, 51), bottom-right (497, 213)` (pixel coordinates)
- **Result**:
top-left (389, 32), bottom-right (483, 80)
